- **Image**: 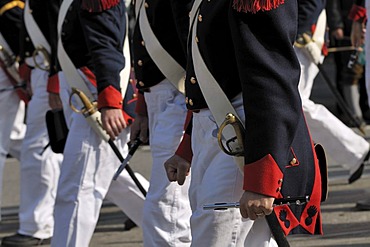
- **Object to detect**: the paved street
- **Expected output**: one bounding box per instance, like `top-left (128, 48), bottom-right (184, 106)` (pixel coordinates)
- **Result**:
top-left (1, 54), bottom-right (370, 246)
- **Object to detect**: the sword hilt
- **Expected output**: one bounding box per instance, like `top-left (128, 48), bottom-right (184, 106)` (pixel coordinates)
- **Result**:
top-left (217, 113), bottom-right (245, 156)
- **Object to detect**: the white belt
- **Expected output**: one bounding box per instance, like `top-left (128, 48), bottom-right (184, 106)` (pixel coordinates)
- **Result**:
top-left (24, 0), bottom-right (51, 53)
top-left (190, 1), bottom-right (244, 172)
top-left (136, 0), bottom-right (185, 93)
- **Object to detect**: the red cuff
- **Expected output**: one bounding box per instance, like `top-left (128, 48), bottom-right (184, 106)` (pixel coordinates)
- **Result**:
top-left (98, 85), bottom-right (123, 109)
top-left (47, 74), bottom-right (60, 94)
top-left (243, 154), bottom-right (284, 197)
top-left (175, 133), bottom-right (193, 163)
top-left (348, 4), bottom-right (367, 23)
top-left (135, 92), bottom-right (148, 116)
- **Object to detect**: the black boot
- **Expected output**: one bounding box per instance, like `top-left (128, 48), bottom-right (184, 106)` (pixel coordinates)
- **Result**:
top-left (123, 218), bottom-right (137, 231)
top-left (1, 233), bottom-right (51, 246)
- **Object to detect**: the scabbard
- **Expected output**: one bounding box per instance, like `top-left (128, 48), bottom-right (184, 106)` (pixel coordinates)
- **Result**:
top-left (266, 212), bottom-right (290, 247)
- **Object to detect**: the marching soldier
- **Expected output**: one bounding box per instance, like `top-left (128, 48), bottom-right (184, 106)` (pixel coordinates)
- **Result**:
top-left (1, 0), bottom-right (64, 246)
top-left (165, 0), bottom-right (325, 245)
top-left (0, 0), bottom-right (27, 223)
top-left (129, 0), bottom-right (193, 245)
top-left (349, 0), bottom-right (370, 211)
top-left (50, 0), bottom-right (149, 246)
top-left (294, 0), bottom-right (370, 185)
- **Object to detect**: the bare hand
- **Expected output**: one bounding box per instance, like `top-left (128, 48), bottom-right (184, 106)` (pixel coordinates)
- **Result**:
top-left (130, 114), bottom-right (149, 143)
top-left (164, 154), bottom-right (190, 185)
top-left (48, 93), bottom-right (63, 110)
top-left (239, 191), bottom-right (274, 220)
top-left (351, 21), bottom-right (366, 47)
top-left (101, 107), bottom-right (127, 140)
top-left (331, 28), bottom-right (344, 40)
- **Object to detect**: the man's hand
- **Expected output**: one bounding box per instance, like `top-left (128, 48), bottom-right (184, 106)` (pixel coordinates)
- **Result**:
top-left (351, 21), bottom-right (366, 47)
top-left (101, 107), bottom-right (127, 140)
top-left (331, 28), bottom-right (344, 40)
top-left (48, 92), bottom-right (63, 110)
top-left (130, 114), bottom-right (149, 143)
top-left (239, 191), bottom-right (274, 220)
top-left (164, 154), bottom-right (190, 185)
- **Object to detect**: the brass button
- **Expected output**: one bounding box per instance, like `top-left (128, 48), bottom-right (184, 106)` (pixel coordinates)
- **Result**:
top-left (25, 52), bottom-right (30, 57)
top-left (25, 37), bottom-right (30, 42)
top-left (144, 2), bottom-right (149, 8)
top-left (138, 81), bottom-right (145, 87)
top-left (119, 100), bottom-right (123, 105)
top-left (276, 187), bottom-right (281, 192)
top-left (137, 60), bottom-right (143, 66)
top-left (185, 97), bottom-right (189, 104)
top-left (141, 40), bottom-right (145, 46)
top-left (189, 99), bottom-right (193, 106)
top-left (278, 178), bottom-right (283, 184)
top-left (290, 158), bottom-right (297, 165)
top-left (190, 77), bottom-right (197, 84)
top-left (198, 15), bottom-right (203, 22)
top-left (133, 93), bottom-right (137, 98)
top-left (195, 36), bottom-right (199, 43)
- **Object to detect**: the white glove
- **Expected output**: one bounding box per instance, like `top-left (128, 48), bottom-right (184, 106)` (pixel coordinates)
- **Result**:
top-left (302, 33), bottom-right (322, 65)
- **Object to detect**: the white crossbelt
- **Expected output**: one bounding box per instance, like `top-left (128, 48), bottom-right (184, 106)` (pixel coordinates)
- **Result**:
top-left (135, 0), bottom-right (185, 93)
top-left (24, 0), bottom-right (50, 53)
top-left (0, 33), bottom-right (23, 83)
top-left (312, 10), bottom-right (327, 50)
top-left (189, 0), bottom-right (244, 172)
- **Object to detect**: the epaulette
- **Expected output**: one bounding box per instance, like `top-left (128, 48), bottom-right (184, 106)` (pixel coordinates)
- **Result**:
top-left (232, 0), bottom-right (284, 14)
top-left (0, 0), bottom-right (24, 16)
top-left (81, 0), bottom-right (120, 13)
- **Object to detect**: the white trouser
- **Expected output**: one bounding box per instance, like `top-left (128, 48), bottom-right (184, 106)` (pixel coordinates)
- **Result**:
top-left (0, 68), bottom-right (26, 221)
top-left (51, 72), bottom-right (148, 247)
top-left (295, 47), bottom-right (370, 174)
top-left (190, 94), bottom-right (277, 247)
top-left (18, 68), bottom-right (63, 239)
top-left (142, 79), bottom-right (192, 247)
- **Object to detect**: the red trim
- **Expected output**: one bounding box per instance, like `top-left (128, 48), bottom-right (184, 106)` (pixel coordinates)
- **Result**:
top-left (274, 205), bottom-right (300, 235)
top-left (97, 85), bottom-right (122, 109)
top-left (299, 141), bottom-right (323, 235)
top-left (79, 66), bottom-right (97, 87)
top-left (47, 73), bottom-right (60, 94)
top-left (348, 5), bottom-right (367, 23)
top-left (81, 0), bottom-right (120, 12)
top-left (243, 154), bottom-right (284, 197)
top-left (175, 133), bottom-right (193, 163)
top-left (122, 109), bottom-right (134, 125)
top-left (135, 92), bottom-right (148, 116)
top-left (232, 0), bottom-right (284, 13)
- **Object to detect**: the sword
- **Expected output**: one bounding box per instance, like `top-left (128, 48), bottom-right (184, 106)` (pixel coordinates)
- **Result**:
top-left (113, 138), bottom-right (142, 181)
top-left (0, 83), bottom-right (27, 93)
top-left (203, 196), bottom-right (309, 210)
top-left (70, 87), bottom-right (147, 196)
top-left (316, 63), bottom-right (366, 135)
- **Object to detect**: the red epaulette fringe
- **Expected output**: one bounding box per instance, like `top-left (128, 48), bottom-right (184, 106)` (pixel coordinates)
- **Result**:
top-left (81, 0), bottom-right (120, 13)
top-left (232, 0), bottom-right (284, 13)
